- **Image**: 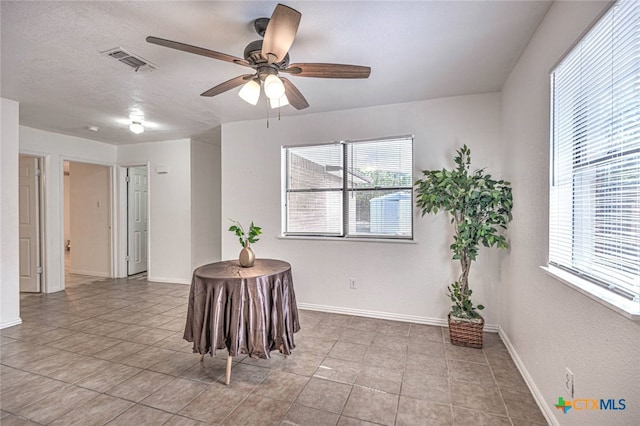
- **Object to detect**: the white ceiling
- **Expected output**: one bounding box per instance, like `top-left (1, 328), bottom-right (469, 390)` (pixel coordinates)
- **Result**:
top-left (1, 1), bottom-right (552, 145)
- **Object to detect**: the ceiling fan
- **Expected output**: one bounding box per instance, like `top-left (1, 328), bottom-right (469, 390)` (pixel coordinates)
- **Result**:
top-left (146, 3), bottom-right (371, 110)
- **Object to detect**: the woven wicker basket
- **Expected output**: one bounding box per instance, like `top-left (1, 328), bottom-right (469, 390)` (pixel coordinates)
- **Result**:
top-left (448, 313), bottom-right (484, 349)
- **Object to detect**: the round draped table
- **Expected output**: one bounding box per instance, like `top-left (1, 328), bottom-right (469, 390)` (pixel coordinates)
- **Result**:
top-left (183, 259), bottom-right (300, 384)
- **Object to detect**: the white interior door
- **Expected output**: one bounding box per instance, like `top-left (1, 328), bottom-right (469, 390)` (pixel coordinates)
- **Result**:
top-left (19, 155), bottom-right (41, 292)
top-left (127, 167), bottom-right (148, 275)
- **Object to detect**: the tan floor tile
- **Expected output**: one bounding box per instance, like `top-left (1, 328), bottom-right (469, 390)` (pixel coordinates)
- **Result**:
top-left (2, 280), bottom-right (546, 426)
top-left (279, 352), bottom-right (325, 377)
top-left (252, 369), bottom-right (309, 402)
top-left (363, 346), bottom-right (406, 369)
top-left (222, 394), bottom-right (289, 425)
top-left (338, 328), bottom-right (376, 345)
top-left (46, 356), bottom-right (111, 383)
top-left (224, 363), bottom-right (271, 392)
top-left (337, 416), bottom-right (380, 425)
top-left (405, 354), bottom-right (448, 377)
top-left (178, 385), bottom-right (248, 423)
top-left (0, 374), bottom-right (66, 412)
top-left (348, 317), bottom-right (382, 332)
top-left (396, 396), bottom-right (452, 426)
top-left (327, 341), bottom-right (369, 363)
top-left (452, 406), bottom-right (511, 426)
top-left (164, 415), bottom-right (208, 425)
top-left (501, 387), bottom-right (547, 423)
top-left (0, 413), bottom-right (41, 426)
top-left (75, 362), bottom-right (141, 393)
top-left (0, 366), bottom-right (39, 393)
top-left (445, 342), bottom-right (488, 364)
top-left (118, 345), bottom-right (175, 368)
top-left (48, 332), bottom-right (121, 355)
top-left (342, 385), bottom-right (398, 426)
top-left (49, 394), bottom-right (134, 426)
top-left (409, 324), bottom-right (445, 342)
top-left (282, 403), bottom-right (340, 426)
top-left (314, 357), bottom-right (361, 384)
top-left (92, 341), bottom-right (148, 362)
top-left (106, 370), bottom-right (174, 402)
top-left (407, 339), bottom-right (446, 358)
top-left (147, 351), bottom-right (200, 376)
top-left (354, 365), bottom-right (403, 394)
top-left (106, 403), bottom-right (174, 425)
top-left (295, 377), bottom-right (352, 414)
top-left (16, 384), bottom-right (99, 424)
top-left (376, 320), bottom-right (411, 336)
top-left (401, 372), bottom-right (451, 404)
top-left (141, 377), bottom-right (207, 412)
top-left (179, 356), bottom-right (227, 383)
top-left (448, 359), bottom-right (496, 387)
top-left (450, 380), bottom-right (507, 416)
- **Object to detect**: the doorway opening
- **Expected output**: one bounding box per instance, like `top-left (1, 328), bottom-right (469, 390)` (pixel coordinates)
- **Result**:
top-left (63, 160), bottom-right (112, 288)
top-left (18, 155), bottom-right (43, 293)
top-left (126, 166), bottom-right (148, 276)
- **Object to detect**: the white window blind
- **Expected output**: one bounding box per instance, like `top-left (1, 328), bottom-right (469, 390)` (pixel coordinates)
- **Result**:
top-left (550, 0), bottom-right (640, 301)
top-left (283, 136), bottom-right (413, 239)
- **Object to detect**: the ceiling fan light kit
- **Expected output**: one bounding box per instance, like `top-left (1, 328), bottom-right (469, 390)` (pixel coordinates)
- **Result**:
top-left (263, 74), bottom-right (285, 99)
top-left (129, 121), bottom-right (144, 134)
top-left (238, 79), bottom-right (261, 105)
top-left (146, 3), bottom-right (371, 112)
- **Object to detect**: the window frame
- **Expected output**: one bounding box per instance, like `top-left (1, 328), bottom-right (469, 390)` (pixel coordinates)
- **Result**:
top-left (282, 135), bottom-right (414, 241)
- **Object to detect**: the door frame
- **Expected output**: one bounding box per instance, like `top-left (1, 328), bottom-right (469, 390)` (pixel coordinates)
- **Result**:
top-left (117, 162), bottom-right (151, 278)
top-left (60, 157), bottom-right (116, 288)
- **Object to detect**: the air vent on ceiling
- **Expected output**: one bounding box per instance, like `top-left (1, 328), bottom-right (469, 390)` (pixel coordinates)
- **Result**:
top-left (102, 47), bottom-right (156, 72)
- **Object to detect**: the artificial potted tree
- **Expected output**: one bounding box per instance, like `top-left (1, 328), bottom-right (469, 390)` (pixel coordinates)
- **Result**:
top-left (414, 145), bottom-right (513, 348)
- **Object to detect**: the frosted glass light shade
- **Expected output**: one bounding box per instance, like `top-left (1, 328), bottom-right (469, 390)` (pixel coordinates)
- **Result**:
top-left (238, 79), bottom-right (261, 105)
top-left (264, 74), bottom-right (285, 99)
top-left (129, 121), bottom-right (144, 134)
top-left (269, 94), bottom-right (289, 109)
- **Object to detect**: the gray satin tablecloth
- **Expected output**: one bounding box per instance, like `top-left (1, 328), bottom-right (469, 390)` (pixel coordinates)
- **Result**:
top-left (183, 259), bottom-right (300, 359)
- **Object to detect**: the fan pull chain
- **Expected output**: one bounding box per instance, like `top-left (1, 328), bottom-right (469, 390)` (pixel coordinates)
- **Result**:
top-left (266, 96), bottom-right (269, 128)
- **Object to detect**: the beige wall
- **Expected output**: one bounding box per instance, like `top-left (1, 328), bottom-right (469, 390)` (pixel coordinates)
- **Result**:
top-left (222, 93), bottom-right (505, 326)
top-left (68, 162), bottom-right (111, 277)
top-left (500, 1), bottom-right (640, 424)
top-left (1, 98), bottom-right (21, 328)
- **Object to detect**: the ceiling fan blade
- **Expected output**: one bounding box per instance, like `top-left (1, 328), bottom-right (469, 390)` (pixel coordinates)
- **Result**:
top-left (200, 74), bottom-right (253, 97)
top-left (261, 4), bottom-right (301, 64)
top-left (146, 36), bottom-right (251, 67)
top-left (281, 77), bottom-right (309, 110)
top-left (284, 63), bottom-right (371, 79)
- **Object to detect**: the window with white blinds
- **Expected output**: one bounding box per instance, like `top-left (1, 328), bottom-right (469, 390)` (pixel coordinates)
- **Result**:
top-left (549, 0), bottom-right (640, 302)
top-left (283, 136), bottom-right (413, 239)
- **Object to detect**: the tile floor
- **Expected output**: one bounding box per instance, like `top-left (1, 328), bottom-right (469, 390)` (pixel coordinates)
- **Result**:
top-left (1, 276), bottom-right (548, 425)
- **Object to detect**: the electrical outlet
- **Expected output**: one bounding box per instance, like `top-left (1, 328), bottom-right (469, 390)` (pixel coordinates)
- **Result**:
top-left (349, 278), bottom-right (357, 289)
top-left (565, 368), bottom-right (574, 397)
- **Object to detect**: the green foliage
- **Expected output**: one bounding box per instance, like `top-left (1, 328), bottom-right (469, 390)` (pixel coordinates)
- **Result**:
top-left (228, 218), bottom-right (262, 248)
top-left (414, 145), bottom-right (513, 317)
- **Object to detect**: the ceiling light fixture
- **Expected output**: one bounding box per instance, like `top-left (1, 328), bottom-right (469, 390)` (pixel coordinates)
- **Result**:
top-left (238, 79), bottom-right (261, 105)
top-left (263, 74), bottom-right (285, 99)
top-left (129, 121), bottom-right (144, 134)
top-left (269, 94), bottom-right (289, 109)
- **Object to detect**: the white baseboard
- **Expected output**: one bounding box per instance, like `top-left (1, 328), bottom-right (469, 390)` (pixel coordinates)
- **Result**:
top-left (147, 276), bottom-right (191, 285)
top-left (499, 327), bottom-right (558, 426)
top-left (298, 302), bottom-right (499, 333)
top-left (1, 318), bottom-right (23, 329)
top-left (68, 269), bottom-right (109, 277)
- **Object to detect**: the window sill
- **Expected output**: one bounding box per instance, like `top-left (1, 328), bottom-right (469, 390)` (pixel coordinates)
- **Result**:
top-left (278, 235), bottom-right (417, 244)
top-left (541, 265), bottom-right (640, 321)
